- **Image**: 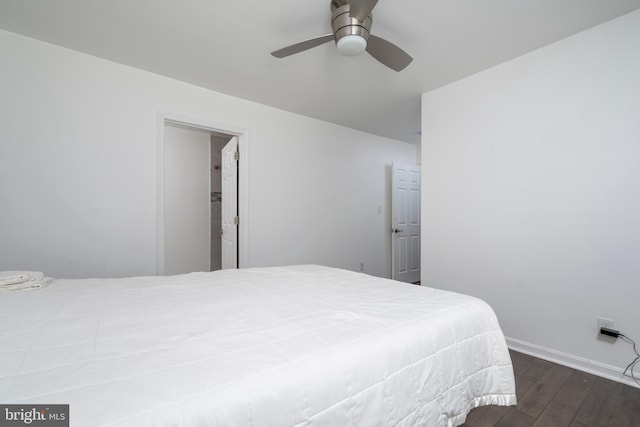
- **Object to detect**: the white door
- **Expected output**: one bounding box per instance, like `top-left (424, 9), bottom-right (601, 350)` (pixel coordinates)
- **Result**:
top-left (163, 124), bottom-right (211, 275)
top-left (221, 136), bottom-right (238, 269)
top-left (391, 163), bottom-right (421, 283)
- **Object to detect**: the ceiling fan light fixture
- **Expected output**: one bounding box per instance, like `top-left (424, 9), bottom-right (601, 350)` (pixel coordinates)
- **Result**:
top-left (336, 34), bottom-right (367, 56)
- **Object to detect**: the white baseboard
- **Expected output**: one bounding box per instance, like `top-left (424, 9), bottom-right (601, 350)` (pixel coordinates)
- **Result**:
top-left (505, 337), bottom-right (639, 389)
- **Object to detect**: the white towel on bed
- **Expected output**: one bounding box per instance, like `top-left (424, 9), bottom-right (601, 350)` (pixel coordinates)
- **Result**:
top-left (0, 271), bottom-right (52, 290)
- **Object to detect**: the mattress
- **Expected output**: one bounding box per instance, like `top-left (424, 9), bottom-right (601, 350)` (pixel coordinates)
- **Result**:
top-left (0, 265), bottom-right (516, 426)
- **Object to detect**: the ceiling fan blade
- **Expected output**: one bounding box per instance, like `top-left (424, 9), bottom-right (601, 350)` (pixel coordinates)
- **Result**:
top-left (271, 34), bottom-right (335, 58)
top-left (366, 34), bottom-right (413, 71)
top-left (349, 0), bottom-right (379, 21)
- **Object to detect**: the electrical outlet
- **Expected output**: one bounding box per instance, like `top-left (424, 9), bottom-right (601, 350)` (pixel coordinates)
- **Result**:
top-left (359, 262), bottom-right (364, 272)
top-left (597, 317), bottom-right (616, 334)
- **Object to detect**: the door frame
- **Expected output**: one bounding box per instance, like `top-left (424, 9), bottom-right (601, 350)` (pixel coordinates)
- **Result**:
top-left (156, 111), bottom-right (249, 274)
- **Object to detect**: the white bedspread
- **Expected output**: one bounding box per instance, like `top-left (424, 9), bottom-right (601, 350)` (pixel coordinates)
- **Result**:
top-left (0, 265), bottom-right (515, 426)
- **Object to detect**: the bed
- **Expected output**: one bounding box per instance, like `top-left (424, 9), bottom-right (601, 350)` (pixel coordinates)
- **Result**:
top-left (0, 265), bottom-right (516, 426)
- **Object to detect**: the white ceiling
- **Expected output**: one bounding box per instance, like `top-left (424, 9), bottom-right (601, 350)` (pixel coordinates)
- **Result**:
top-left (1, 0), bottom-right (639, 144)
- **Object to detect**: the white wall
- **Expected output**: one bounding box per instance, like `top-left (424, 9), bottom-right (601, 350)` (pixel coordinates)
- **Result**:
top-left (421, 10), bottom-right (640, 381)
top-left (0, 29), bottom-right (416, 279)
top-left (163, 124), bottom-right (211, 275)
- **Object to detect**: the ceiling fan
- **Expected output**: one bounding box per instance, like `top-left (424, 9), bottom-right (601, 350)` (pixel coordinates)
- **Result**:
top-left (271, 0), bottom-right (413, 72)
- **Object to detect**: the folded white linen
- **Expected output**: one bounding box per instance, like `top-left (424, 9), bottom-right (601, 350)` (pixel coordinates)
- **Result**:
top-left (0, 271), bottom-right (52, 290)
top-left (0, 270), bottom-right (44, 284)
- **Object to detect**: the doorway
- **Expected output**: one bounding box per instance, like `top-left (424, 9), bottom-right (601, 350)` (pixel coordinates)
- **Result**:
top-left (156, 113), bottom-right (248, 275)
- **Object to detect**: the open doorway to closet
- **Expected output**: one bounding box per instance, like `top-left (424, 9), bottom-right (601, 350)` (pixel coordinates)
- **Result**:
top-left (157, 114), bottom-right (248, 276)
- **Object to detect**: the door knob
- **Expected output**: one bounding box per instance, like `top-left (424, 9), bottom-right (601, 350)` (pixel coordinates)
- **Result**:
top-left (392, 228), bottom-right (403, 234)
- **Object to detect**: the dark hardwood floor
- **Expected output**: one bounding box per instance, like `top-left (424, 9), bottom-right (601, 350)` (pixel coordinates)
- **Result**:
top-left (462, 350), bottom-right (640, 427)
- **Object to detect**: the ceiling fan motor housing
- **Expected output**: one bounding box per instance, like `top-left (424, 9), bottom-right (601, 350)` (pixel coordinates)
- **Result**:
top-left (331, 4), bottom-right (372, 54)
